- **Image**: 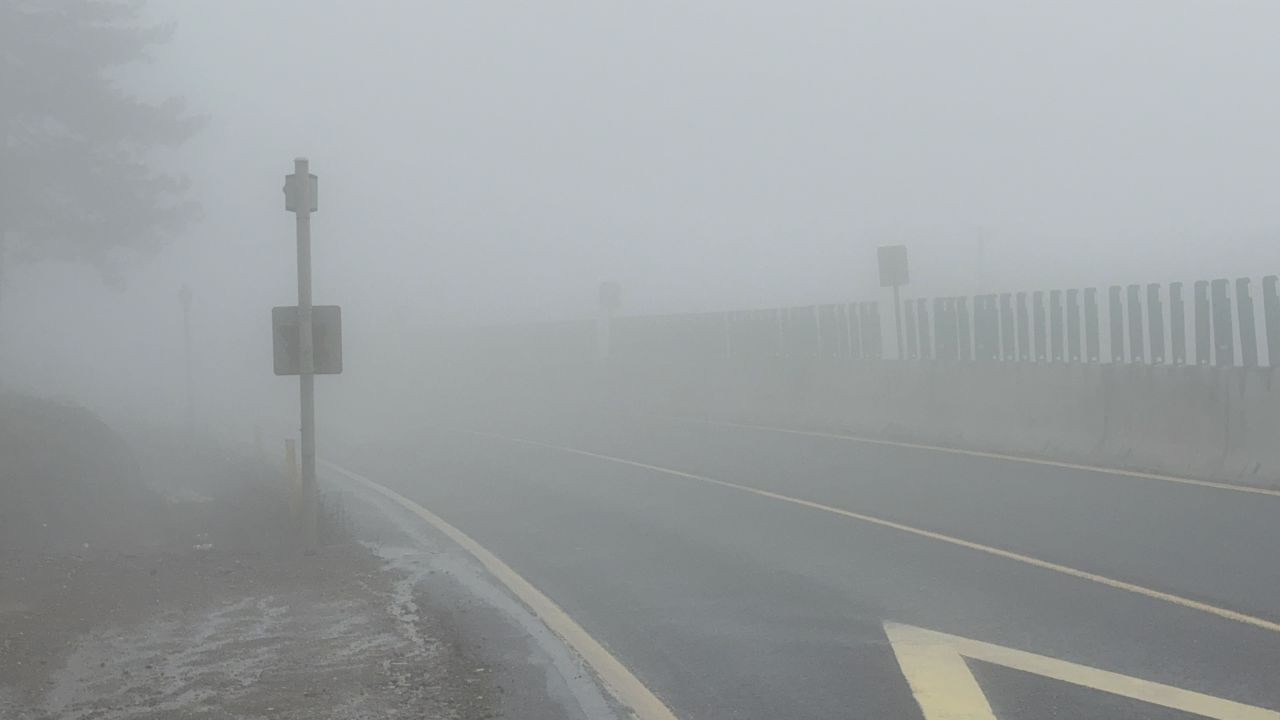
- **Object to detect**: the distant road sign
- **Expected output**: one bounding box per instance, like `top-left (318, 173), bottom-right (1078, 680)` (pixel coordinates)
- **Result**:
top-left (273, 305), bottom-right (342, 375)
top-left (599, 281), bottom-right (621, 310)
top-left (283, 172), bottom-right (318, 212)
top-left (878, 245), bottom-right (909, 287)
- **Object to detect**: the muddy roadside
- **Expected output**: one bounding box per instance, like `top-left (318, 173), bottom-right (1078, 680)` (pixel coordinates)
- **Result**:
top-left (0, 396), bottom-right (507, 720)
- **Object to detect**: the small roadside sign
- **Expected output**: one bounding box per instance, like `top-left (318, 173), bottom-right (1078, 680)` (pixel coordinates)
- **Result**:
top-left (283, 172), bottom-right (318, 213)
top-left (599, 281), bottom-right (621, 310)
top-left (878, 245), bottom-right (909, 287)
top-left (272, 305), bottom-right (342, 375)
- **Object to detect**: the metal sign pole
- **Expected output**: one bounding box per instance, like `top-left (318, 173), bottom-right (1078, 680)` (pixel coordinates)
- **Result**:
top-left (291, 157), bottom-right (318, 553)
top-left (893, 283), bottom-right (904, 360)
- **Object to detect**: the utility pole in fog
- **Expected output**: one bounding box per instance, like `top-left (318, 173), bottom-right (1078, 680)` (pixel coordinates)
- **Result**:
top-left (179, 283), bottom-right (193, 433)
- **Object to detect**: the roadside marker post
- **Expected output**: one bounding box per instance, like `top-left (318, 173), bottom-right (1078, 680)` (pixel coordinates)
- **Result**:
top-left (179, 284), bottom-right (194, 436)
top-left (598, 281), bottom-right (620, 360)
top-left (284, 438), bottom-right (300, 518)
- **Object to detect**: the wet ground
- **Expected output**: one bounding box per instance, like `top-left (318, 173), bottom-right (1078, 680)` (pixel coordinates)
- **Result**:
top-left (0, 542), bottom-right (496, 720)
top-left (0, 425), bottom-right (505, 720)
top-left (332, 410), bottom-right (1280, 720)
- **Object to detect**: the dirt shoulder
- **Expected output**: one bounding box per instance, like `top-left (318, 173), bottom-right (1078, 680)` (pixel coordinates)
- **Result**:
top-left (0, 397), bottom-right (501, 719)
top-left (1, 541), bottom-right (499, 720)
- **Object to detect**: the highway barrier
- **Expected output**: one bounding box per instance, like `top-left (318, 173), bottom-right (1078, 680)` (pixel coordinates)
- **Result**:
top-left (609, 357), bottom-right (1280, 489)
top-left (411, 271), bottom-right (1280, 489)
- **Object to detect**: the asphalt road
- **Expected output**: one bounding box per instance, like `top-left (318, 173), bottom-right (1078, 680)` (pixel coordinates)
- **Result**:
top-left (336, 412), bottom-right (1280, 720)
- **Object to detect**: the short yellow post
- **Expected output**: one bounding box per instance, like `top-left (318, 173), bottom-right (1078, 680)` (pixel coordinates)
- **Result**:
top-left (284, 438), bottom-right (301, 518)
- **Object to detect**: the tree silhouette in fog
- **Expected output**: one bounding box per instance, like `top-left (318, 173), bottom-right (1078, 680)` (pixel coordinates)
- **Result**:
top-left (0, 0), bottom-right (201, 287)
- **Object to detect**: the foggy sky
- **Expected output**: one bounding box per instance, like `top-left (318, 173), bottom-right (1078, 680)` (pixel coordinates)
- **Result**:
top-left (5, 0), bottom-right (1280, 434)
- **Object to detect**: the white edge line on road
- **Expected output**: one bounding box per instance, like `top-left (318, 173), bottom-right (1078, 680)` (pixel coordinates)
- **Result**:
top-left (670, 416), bottom-right (1280, 498)
top-left (488, 434), bottom-right (1280, 635)
top-left (319, 459), bottom-right (680, 720)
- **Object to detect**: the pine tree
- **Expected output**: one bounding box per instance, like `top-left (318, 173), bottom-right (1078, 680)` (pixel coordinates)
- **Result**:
top-left (0, 0), bottom-right (201, 286)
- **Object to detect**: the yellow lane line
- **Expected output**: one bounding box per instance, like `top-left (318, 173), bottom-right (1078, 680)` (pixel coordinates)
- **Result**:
top-left (319, 460), bottom-right (680, 720)
top-left (885, 623), bottom-right (997, 720)
top-left (884, 622), bottom-right (1280, 719)
top-left (671, 416), bottom-right (1280, 498)
top-left (490, 435), bottom-right (1280, 635)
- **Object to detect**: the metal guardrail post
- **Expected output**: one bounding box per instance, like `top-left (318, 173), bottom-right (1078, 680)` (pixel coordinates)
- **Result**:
top-left (1147, 284), bottom-right (1165, 364)
top-left (1236, 278), bottom-right (1258, 368)
top-left (1170, 282), bottom-right (1186, 365)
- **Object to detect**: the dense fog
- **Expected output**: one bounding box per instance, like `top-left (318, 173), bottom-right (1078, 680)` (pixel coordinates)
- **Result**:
top-left (8, 6), bottom-right (1280, 719)
top-left (4, 0), bottom-right (1280, 438)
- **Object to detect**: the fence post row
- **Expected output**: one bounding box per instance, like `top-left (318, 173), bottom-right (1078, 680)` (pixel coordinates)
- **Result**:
top-left (611, 275), bottom-right (1280, 368)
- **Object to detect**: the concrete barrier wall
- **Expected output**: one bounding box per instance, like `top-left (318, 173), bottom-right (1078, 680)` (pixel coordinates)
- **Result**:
top-left (612, 358), bottom-right (1280, 489)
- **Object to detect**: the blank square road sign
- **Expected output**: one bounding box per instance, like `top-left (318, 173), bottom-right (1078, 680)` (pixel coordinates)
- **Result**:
top-left (878, 245), bottom-right (910, 287)
top-left (273, 305), bottom-right (342, 375)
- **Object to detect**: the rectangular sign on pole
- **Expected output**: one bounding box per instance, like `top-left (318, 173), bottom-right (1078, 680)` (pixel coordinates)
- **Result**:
top-left (877, 244), bottom-right (909, 358)
top-left (273, 305), bottom-right (343, 375)
top-left (877, 245), bottom-right (909, 288)
top-left (598, 281), bottom-right (621, 310)
top-left (283, 172), bottom-right (318, 212)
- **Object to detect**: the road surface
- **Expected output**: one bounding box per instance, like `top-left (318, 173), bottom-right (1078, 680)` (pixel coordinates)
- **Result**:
top-left (334, 411), bottom-right (1280, 719)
